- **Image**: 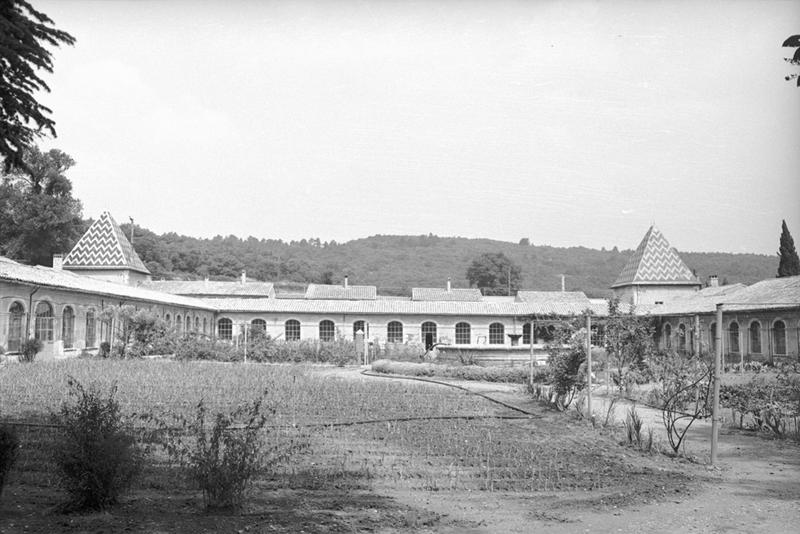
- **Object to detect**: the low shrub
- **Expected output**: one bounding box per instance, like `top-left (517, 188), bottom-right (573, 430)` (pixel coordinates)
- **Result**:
top-left (152, 394), bottom-right (305, 511)
top-left (370, 360), bottom-right (529, 383)
top-left (18, 338), bottom-right (42, 363)
top-left (720, 366), bottom-right (800, 437)
top-left (0, 425), bottom-right (20, 501)
top-left (623, 406), bottom-right (654, 452)
top-left (52, 378), bottom-right (143, 511)
top-left (99, 341), bottom-right (111, 358)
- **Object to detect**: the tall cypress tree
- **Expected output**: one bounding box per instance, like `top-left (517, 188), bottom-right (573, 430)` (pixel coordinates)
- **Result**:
top-left (777, 220), bottom-right (800, 277)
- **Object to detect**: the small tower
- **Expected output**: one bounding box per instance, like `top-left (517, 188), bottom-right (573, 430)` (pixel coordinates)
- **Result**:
top-left (61, 211), bottom-right (151, 285)
top-left (611, 225), bottom-right (700, 306)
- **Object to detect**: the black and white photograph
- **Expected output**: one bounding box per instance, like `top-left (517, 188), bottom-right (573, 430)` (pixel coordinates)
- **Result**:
top-left (1, 1), bottom-right (799, 532)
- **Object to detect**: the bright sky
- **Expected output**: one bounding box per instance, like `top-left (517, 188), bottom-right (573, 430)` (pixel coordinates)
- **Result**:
top-left (35, 0), bottom-right (800, 254)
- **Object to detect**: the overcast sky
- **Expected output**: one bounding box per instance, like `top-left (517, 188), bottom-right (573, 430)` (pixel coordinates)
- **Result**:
top-left (35, 0), bottom-right (799, 254)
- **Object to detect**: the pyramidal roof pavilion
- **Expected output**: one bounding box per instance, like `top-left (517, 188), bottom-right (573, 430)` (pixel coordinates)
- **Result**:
top-left (611, 225), bottom-right (699, 289)
top-left (62, 211), bottom-right (150, 275)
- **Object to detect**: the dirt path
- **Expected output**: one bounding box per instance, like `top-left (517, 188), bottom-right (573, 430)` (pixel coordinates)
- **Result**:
top-left (343, 367), bottom-right (800, 533)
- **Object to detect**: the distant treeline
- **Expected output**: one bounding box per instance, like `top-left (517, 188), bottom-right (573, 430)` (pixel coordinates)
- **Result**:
top-left (120, 225), bottom-right (777, 298)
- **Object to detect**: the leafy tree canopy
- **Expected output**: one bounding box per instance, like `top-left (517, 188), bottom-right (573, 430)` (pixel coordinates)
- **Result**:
top-left (783, 34), bottom-right (800, 87)
top-left (0, 146), bottom-right (84, 265)
top-left (465, 252), bottom-right (522, 296)
top-left (777, 219), bottom-right (800, 277)
top-left (1, 0), bottom-right (75, 171)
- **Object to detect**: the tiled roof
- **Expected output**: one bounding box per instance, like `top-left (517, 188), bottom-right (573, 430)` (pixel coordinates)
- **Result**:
top-left (641, 277), bottom-right (800, 316)
top-left (611, 226), bottom-right (699, 288)
top-left (305, 284), bottom-right (377, 300)
top-left (142, 280), bottom-right (274, 297)
top-left (208, 291), bottom-right (603, 317)
top-left (0, 256), bottom-right (215, 310)
top-left (411, 288), bottom-right (483, 301)
top-left (63, 212), bottom-right (150, 274)
top-left (515, 291), bottom-right (595, 315)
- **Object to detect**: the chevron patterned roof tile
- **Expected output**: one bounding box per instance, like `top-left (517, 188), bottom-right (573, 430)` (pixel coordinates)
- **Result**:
top-left (612, 226), bottom-right (698, 287)
top-left (63, 212), bottom-right (150, 274)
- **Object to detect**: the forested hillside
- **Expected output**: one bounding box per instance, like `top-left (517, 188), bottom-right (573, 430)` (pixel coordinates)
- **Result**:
top-left (120, 224), bottom-right (777, 298)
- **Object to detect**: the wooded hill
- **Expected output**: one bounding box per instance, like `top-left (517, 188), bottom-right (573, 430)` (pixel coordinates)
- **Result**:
top-left (121, 224), bottom-right (777, 298)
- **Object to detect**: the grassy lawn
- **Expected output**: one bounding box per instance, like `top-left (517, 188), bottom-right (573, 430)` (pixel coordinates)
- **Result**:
top-left (0, 359), bottom-right (695, 533)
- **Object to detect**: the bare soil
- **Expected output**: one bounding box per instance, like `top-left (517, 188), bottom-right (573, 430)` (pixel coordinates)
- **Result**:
top-left (1, 367), bottom-right (798, 533)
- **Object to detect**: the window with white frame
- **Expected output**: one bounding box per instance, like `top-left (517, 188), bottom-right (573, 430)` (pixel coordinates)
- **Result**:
top-left (387, 321), bottom-right (403, 343)
top-left (218, 318), bottom-right (233, 340)
top-left (62, 306), bottom-right (75, 349)
top-left (285, 319), bottom-right (300, 341)
top-left (773, 320), bottom-right (786, 355)
top-left (455, 322), bottom-right (471, 345)
top-left (489, 323), bottom-right (505, 345)
top-left (85, 309), bottom-right (97, 348)
top-left (728, 322), bottom-right (740, 353)
top-left (35, 302), bottom-right (54, 342)
top-left (749, 321), bottom-right (761, 353)
top-left (319, 320), bottom-right (335, 342)
top-left (7, 302), bottom-right (25, 353)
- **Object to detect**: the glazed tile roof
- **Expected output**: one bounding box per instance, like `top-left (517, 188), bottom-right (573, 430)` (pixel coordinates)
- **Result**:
top-left (142, 280), bottom-right (274, 297)
top-left (305, 284), bottom-right (377, 300)
top-left (207, 290), bottom-right (601, 317)
top-left (641, 277), bottom-right (800, 316)
top-left (611, 226), bottom-right (699, 288)
top-left (62, 212), bottom-right (150, 274)
top-left (0, 256), bottom-right (215, 310)
top-left (411, 287), bottom-right (483, 301)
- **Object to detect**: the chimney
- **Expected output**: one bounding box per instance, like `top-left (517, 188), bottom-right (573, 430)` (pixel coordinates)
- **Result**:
top-left (561, 274), bottom-right (565, 292)
top-left (241, 270), bottom-right (246, 285)
top-left (52, 254), bottom-right (63, 270)
top-left (708, 275), bottom-right (719, 288)
top-left (344, 276), bottom-right (349, 289)
top-left (446, 277), bottom-right (451, 292)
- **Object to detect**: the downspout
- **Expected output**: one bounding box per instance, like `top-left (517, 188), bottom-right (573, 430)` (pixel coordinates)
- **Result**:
top-left (26, 286), bottom-right (40, 338)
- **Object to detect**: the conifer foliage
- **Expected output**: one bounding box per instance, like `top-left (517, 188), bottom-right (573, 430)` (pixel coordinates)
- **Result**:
top-left (0, 0), bottom-right (75, 171)
top-left (777, 220), bottom-right (800, 277)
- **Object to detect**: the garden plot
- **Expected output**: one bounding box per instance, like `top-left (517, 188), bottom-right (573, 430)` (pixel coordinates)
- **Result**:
top-left (0, 359), bottom-right (729, 533)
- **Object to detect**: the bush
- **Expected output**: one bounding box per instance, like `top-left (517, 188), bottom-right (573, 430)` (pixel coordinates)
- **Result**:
top-left (52, 378), bottom-right (143, 510)
top-left (153, 394), bottom-right (305, 511)
top-left (99, 341), bottom-right (111, 358)
top-left (0, 425), bottom-right (20, 501)
top-left (18, 338), bottom-right (42, 363)
top-left (720, 366), bottom-right (800, 437)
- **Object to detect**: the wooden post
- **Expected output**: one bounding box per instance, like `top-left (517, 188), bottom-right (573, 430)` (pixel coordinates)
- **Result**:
top-left (586, 313), bottom-right (592, 421)
top-left (712, 304), bottom-right (723, 465)
top-left (243, 322), bottom-right (248, 364)
top-left (529, 320), bottom-right (535, 384)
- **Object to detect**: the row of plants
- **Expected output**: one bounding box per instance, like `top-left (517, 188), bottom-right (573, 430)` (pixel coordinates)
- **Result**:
top-left (370, 359), bottom-right (533, 383)
top-left (0, 377), bottom-right (288, 512)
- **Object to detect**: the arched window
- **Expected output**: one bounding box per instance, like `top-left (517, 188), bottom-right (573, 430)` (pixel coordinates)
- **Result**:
top-left (421, 321), bottom-right (437, 350)
top-left (522, 323), bottom-right (532, 345)
top-left (185, 315), bottom-right (191, 333)
top-left (664, 323), bottom-right (672, 349)
top-left (85, 309), bottom-right (97, 348)
top-left (455, 322), bottom-right (471, 345)
top-left (195, 317), bottom-right (200, 332)
top-left (729, 322), bottom-right (740, 353)
top-left (251, 318), bottom-right (266, 334)
top-left (489, 323), bottom-right (505, 345)
top-left (218, 318), bottom-right (233, 340)
top-left (7, 302), bottom-right (25, 353)
top-left (165, 313), bottom-right (171, 325)
top-left (62, 307), bottom-right (75, 349)
top-left (319, 320), bottom-right (335, 342)
top-left (773, 320), bottom-right (786, 355)
top-left (285, 319), bottom-right (300, 341)
top-left (353, 320), bottom-right (366, 338)
top-left (749, 321), bottom-right (761, 353)
top-left (387, 321), bottom-right (403, 343)
top-left (176, 314), bottom-right (183, 334)
top-left (203, 317), bottom-right (207, 335)
top-left (35, 302), bottom-right (54, 342)
top-left (678, 323), bottom-right (687, 352)
top-left (709, 322), bottom-right (717, 354)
